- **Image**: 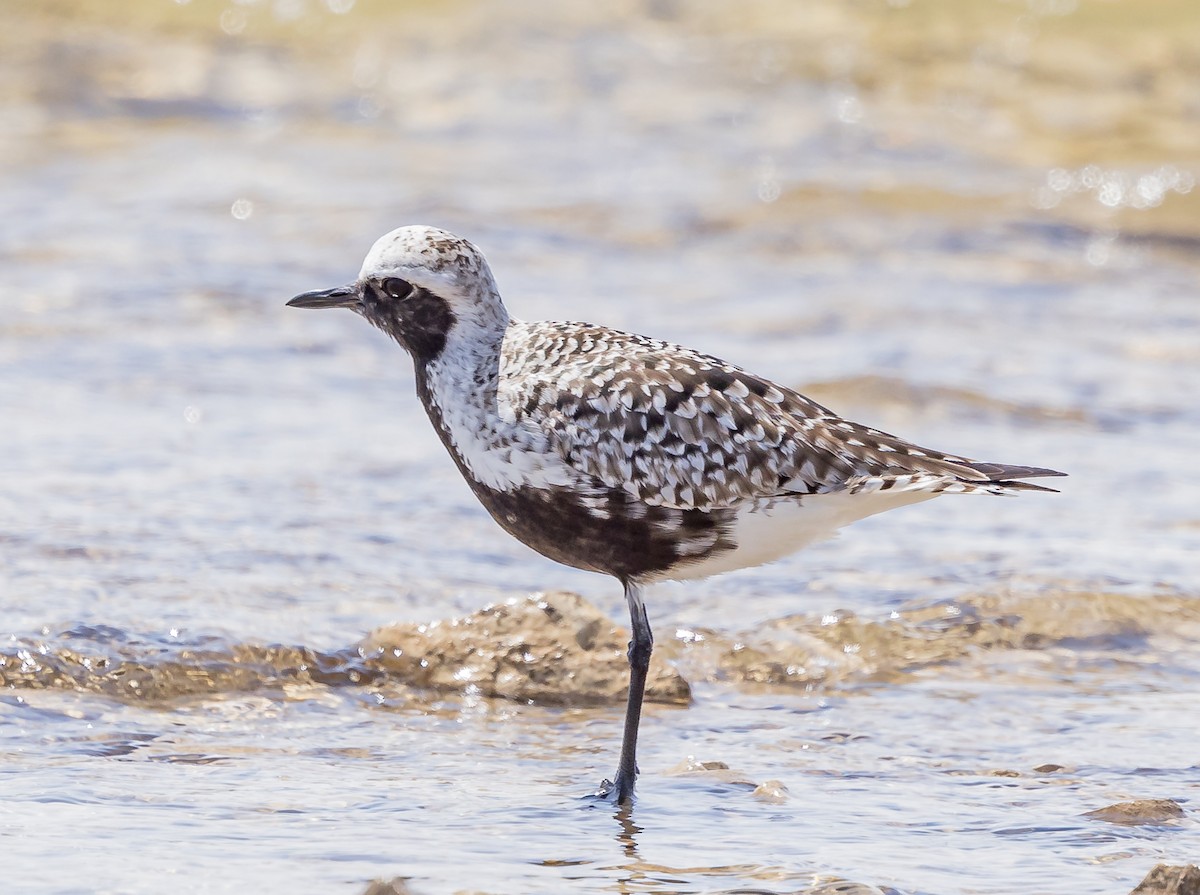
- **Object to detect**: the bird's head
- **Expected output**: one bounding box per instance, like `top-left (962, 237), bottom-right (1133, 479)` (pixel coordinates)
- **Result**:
top-left (287, 225), bottom-right (508, 362)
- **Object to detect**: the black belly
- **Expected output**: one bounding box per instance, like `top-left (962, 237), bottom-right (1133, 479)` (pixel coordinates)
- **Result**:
top-left (412, 371), bottom-right (734, 582)
top-left (465, 479), bottom-right (735, 583)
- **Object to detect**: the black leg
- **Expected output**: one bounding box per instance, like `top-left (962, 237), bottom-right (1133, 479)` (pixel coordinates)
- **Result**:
top-left (596, 579), bottom-right (652, 805)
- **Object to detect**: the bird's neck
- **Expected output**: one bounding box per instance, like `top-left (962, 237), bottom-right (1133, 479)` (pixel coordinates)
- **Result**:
top-left (421, 306), bottom-right (507, 401)
top-left (413, 317), bottom-right (567, 494)
top-left (414, 318), bottom-right (507, 484)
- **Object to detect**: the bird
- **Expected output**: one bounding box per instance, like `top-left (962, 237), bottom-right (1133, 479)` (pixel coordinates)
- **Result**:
top-left (287, 225), bottom-right (1065, 805)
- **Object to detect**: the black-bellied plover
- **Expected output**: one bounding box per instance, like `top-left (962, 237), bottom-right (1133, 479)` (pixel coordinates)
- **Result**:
top-left (288, 225), bottom-right (1064, 805)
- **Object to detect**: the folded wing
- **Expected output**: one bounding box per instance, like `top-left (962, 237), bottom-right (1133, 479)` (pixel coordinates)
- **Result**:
top-left (503, 323), bottom-right (1064, 510)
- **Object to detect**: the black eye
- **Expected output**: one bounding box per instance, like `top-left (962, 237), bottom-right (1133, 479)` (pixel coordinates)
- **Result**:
top-left (382, 277), bottom-right (414, 300)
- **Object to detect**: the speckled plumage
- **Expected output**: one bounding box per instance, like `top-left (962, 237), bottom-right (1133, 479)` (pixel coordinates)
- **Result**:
top-left (288, 225), bottom-right (1065, 803)
top-left (501, 321), bottom-right (1044, 507)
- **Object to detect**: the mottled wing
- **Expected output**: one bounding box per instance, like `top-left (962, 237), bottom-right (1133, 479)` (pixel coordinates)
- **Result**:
top-left (501, 322), bottom-right (1060, 510)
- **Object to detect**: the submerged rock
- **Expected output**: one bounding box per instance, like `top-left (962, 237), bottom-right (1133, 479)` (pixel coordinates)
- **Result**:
top-left (661, 758), bottom-right (797, 805)
top-left (673, 590), bottom-right (1200, 690)
top-left (361, 590), bottom-right (691, 707)
top-left (361, 880), bottom-right (422, 895)
top-left (1085, 799), bottom-right (1187, 826)
top-left (664, 756), bottom-right (758, 788)
top-left (0, 633), bottom-right (351, 703)
top-left (7, 587), bottom-right (1192, 708)
top-left (807, 878), bottom-right (896, 895)
top-left (752, 779), bottom-right (790, 804)
top-left (0, 591), bottom-right (690, 708)
top-left (1130, 864), bottom-right (1200, 895)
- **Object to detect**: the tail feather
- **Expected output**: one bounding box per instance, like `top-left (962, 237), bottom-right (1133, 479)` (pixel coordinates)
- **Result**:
top-left (804, 417), bottom-right (1067, 496)
top-left (962, 461), bottom-right (1066, 493)
top-left (964, 461), bottom-right (1067, 481)
top-left (840, 459), bottom-right (1066, 498)
top-left (986, 478), bottom-right (1061, 494)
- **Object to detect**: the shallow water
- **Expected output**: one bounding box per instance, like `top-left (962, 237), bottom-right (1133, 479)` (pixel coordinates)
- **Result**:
top-left (2, 1), bottom-right (1199, 893)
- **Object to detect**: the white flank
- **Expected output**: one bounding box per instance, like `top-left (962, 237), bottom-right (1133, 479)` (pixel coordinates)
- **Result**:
top-left (659, 488), bottom-right (940, 582)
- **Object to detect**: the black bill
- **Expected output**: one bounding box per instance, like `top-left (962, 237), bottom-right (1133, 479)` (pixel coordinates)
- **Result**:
top-left (286, 284), bottom-right (360, 310)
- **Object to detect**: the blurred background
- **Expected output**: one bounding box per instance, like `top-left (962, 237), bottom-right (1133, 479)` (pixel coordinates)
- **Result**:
top-left (2, 2), bottom-right (1199, 894)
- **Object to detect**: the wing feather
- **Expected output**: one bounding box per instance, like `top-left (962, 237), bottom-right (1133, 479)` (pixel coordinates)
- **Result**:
top-left (500, 322), bottom-right (1063, 509)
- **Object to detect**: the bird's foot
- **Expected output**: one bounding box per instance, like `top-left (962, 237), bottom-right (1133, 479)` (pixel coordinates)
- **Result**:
top-left (583, 773), bottom-right (635, 806)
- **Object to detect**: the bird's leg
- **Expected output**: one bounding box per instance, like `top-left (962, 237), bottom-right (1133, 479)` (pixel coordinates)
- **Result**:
top-left (595, 580), bottom-right (653, 805)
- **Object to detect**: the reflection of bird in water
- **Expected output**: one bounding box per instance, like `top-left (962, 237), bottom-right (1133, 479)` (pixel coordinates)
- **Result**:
top-left (289, 225), bottom-right (1065, 804)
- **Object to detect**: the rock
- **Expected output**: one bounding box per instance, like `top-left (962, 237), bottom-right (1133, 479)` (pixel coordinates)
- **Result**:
top-left (807, 878), bottom-right (894, 894)
top-left (1033, 763), bottom-right (1065, 773)
top-left (1130, 864), bottom-right (1200, 895)
top-left (688, 591), bottom-right (1200, 690)
top-left (752, 779), bottom-right (790, 804)
top-left (0, 591), bottom-right (692, 708)
top-left (665, 756), bottom-right (757, 787)
top-left (1084, 799), bottom-right (1186, 825)
top-left (361, 880), bottom-right (420, 895)
top-left (361, 591), bottom-right (691, 707)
